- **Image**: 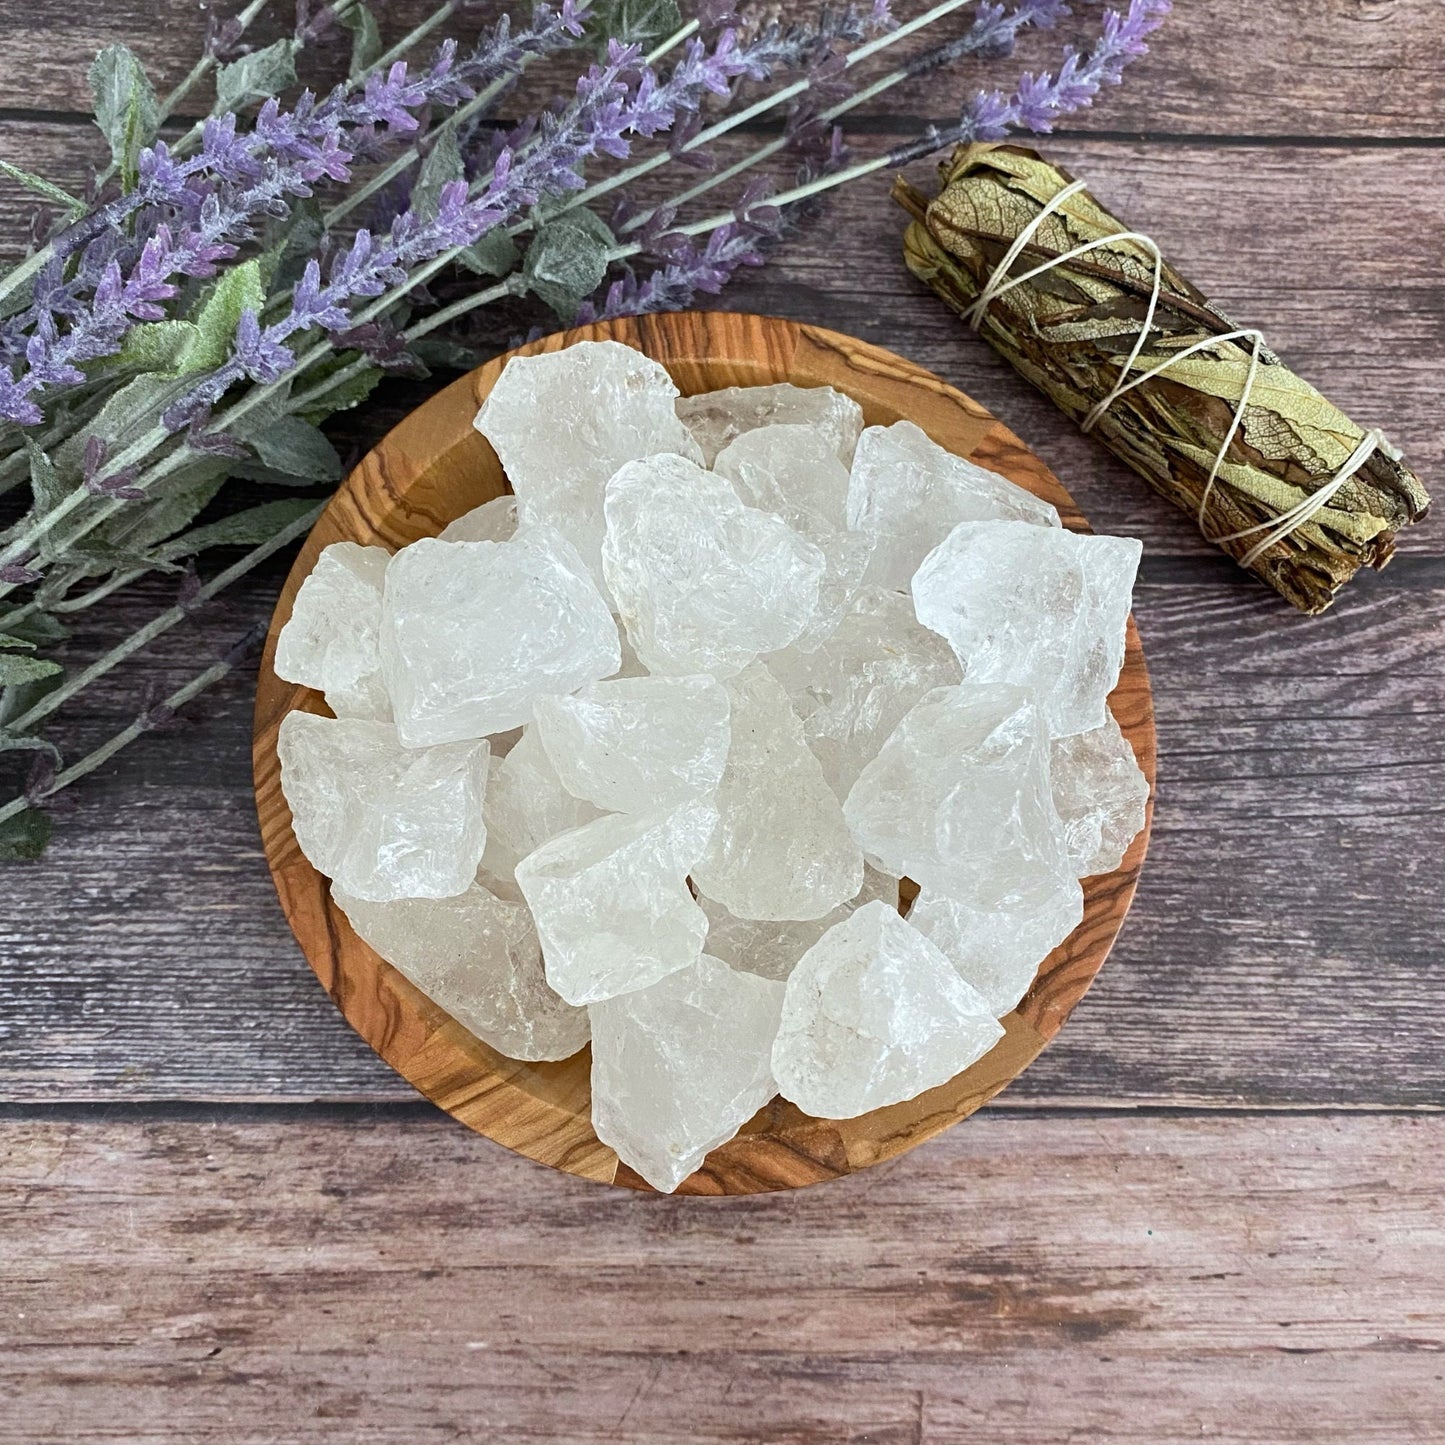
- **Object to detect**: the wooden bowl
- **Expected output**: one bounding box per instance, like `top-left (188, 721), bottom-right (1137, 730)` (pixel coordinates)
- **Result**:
top-left (253, 311), bottom-right (1155, 1196)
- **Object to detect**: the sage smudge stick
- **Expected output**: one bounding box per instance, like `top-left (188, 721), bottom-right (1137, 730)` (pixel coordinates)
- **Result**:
top-left (895, 143), bottom-right (1431, 614)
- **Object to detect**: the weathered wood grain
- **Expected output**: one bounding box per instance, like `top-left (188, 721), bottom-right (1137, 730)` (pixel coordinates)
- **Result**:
top-left (3, 0), bottom-right (1442, 138)
top-left (2, 1111), bottom-right (1442, 1443)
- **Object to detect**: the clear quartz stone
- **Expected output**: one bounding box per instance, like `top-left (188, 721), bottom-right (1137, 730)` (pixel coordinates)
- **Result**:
top-left (333, 882), bottom-right (590, 1060)
top-left (515, 803), bottom-right (717, 1006)
top-left (277, 713), bottom-right (489, 902)
top-left (439, 494), bottom-right (518, 544)
top-left (473, 340), bottom-right (702, 582)
top-left (911, 520), bottom-right (1141, 738)
top-left (703, 865), bottom-right (900, 982)
top-left (714, 423), bottom-right (852, 531)
top-left (847, 420), bottom-right (1061, 589)
top-left (843, 684), bottom-right (1073, 913)
top-left (771, 900), bottom-right (1004, 1119)
top-left (693, 663), bottom-right (863, 922)
top-left (907, 884), bottom-right (1084, 1018)
top-left (1050, 709), bottom-right (1149, 875)
top-left (770, 587), bottom-right (962, 799)
top-left (602, 453), bottom-right (825, 677)
top-left (589, 952), bottom-right (784, 1192)
top-left (380, 528), bottom-right (619, 747)
top-left (274, 542), bottom-right (392, 720)
top-left (677, 383), bottom-right (863, 467)
top-left (532, 674), bottom-right (730, 813)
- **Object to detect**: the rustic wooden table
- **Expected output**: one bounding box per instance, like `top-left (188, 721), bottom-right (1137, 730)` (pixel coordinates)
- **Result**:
top-left (2, 2), bottom-right (1442, 1440)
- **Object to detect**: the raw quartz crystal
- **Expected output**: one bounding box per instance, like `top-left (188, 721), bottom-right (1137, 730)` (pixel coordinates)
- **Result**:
top-left (278, 713), bottom-right (488, 902)
top-left (590, 952), bottom-right (784, 1192)
top-left (273, 542), bottom-right (391, 720)
top-left (703, 865), bottom-right (900, 983)
top-left (908, 884), bottom-right (1084, 1018)
top-left (847, 420), bottom-right (1061, 590)
top-left (438, 494), bottom-right (518, 544)
top-left (844, 684), bottom-right (1073, 913)
top-left (677, 382), bottom-right (863, 467)
top-left (380, 528), bottom-right (619, 747)
top-left (333, 883), bottom-right (589, 1061)
top-left (693, 664), bottom-right (863, 922)
top-left (532, 674), bottom-right (730, 814)
top-left (1050, 709), bottom-right (1149, 875)
top-left (602, 453), bottom-right (825, 676)
top-left (473, 340), bottom-right (702, 581)
top-left (515, 803), bottom-right (717, 1006)
top-left (480, 726), bottom-right (601, 882)
top-left (912, 520), bottom-right (1142, 738)
top-left (771, 901), bottom-right (1004, 1118)
top-left (770, 587), bottom-right (962, 799)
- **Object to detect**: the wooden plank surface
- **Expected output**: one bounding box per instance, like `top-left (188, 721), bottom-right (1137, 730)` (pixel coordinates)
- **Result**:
top-left (2, 1111), bottom-right (1442, 1443)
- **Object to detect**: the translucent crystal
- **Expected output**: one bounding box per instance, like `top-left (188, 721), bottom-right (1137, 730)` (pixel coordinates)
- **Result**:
top-left (703, 865), bottom-right (900, 982)
top-left (1050, 710), bottom-right (1149, 875)
top-left (439, 494), bottom-right (518, 544)
top-left (590, 952), bottom-right (784, 1192)
top-left (847, 420), bottom-right (1061, 589)
top-left (908, 884), bottom-right (1084, 1018)
top-left (677, 382), bottom-right (863, 467)
top-left (473, 341), bottom-right (702, 581)
top-left (770, 588), bottom-right (962, 798)
top-left (480, 726), bottom-right (602, 882)
top-left (333, 882), bottom-right (589, 1060)
top-left (516, 803), bottom-right (716, 1006)
top-left (602, 453), bottom-right (825, 677)
top-left (912, 520), bottom-right (1141, 738)
top-left (278, 713), bottom-right (488, 902)
top-left (274, 542), bottom-right (392, 720)
top-left (380, 528), bottom-right (619, 747)
top-left (771, 900), bottom-right (1004, 1118)
top-left (714, 423), bottom-right (852, 531)
top-left (532, 674), bottom-right (730, 813)
top-left (693, 664), bottom-right (863, 921)
top-left (843, 684), bottom-right (1073, 912)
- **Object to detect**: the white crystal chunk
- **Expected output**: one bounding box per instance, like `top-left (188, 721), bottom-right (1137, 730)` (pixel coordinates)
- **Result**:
top-left (439, 494), bottom-right (518, 544)
top-left (274, 541), bottom-right (392, 720)
top-left (678, 382), bottom-right (863, 467)
top-left (908, 884), bottom-right (1084, 1018)
top-left (1051, 709), bottom-right (1149, 875)
top-left (473, 340), bottom-right (702, 581)
top-left (602, 453), bottom-right (825, 677)
top-left (380, 528), bottom-right (619, 747)
top-left (704, 865), bottom-right (900, 983)
top-left (480, 726), bottom-right (602, 882)
top-left (770, 587), bottom-right (962, 798)
top-left (693, 664), bottom-right (863, 922)
top-left (912, 520), bottom-right (1141, 737)
top-left (590, 952), bottom-right (784, 1192)
top-left (333, 882), bottom-right (589, 1060)
top-left (516, 803), bottom-right (716, 1006)
top-left (715, 423), bottom-right (852, 531)
top-left (533, 674), bottom-right (730, 813)
top-left (772, 900), bottom-right (1003, 1118)
top-left (278, 713), bottom-right (488, 902)
top-left (848, 420), bottom-right (1061, 589)
top-left (844, 684), bottom-right (1072, 912)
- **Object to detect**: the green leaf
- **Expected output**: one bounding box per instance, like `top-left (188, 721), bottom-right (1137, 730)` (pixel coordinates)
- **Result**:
top-left (586, 0), bottom-right (683, 46)
top-left (231, 411), bottom-right (342, 482)
top-left (458, 228), bottom-right (521, 278)
top-left (411, 337), bottom-right (483, 371)
top-left (115, 320), bottom-right (202, 373)
top-left (0, 634), bottom-right (36, 652)
top-left (93, 464), bottom-right (227, 558)
top-left (0, 159), bottom-right (85, 218)
top-left (3, 613), bottom-right (70, 647)
top-left (55, 374), bottom-right (183, 477)
top-left (523, 214), bottom-right (614, 320)
top-left (293, 355), bottom-right (383, 425)
top-left (414, 124), bottom-right (465, 222)
top-left (180, 260), bottom-right (266, 373)
top-left (216, 38), bottom-right (297, 112)
top-left (258, 197), bottom-right (325, 293)
top-left (89, 44), bottom-right (159, 188)
top-left (158, 498), bottom-right (319, 559)
top-left (22, 438), bottom-right (67, 517)
top-left (0, 654), bottom-right (62, 686)
top-left (67, 542), bottom-right (183, 575)
top-left (0, 732), bottom-right (61, 762)
top-left (0, 808), bottom-right (52, 863)
top-left (340, 3), bottom-right (384, 78)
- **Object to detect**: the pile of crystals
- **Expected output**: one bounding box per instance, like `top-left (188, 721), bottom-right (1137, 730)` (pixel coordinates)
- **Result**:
top-left (275, 340), bottom-right (1148, 1192)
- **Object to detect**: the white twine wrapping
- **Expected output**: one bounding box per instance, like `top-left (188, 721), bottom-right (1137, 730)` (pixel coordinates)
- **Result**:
top-left (962, 177), bottom-right (1400, 569)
